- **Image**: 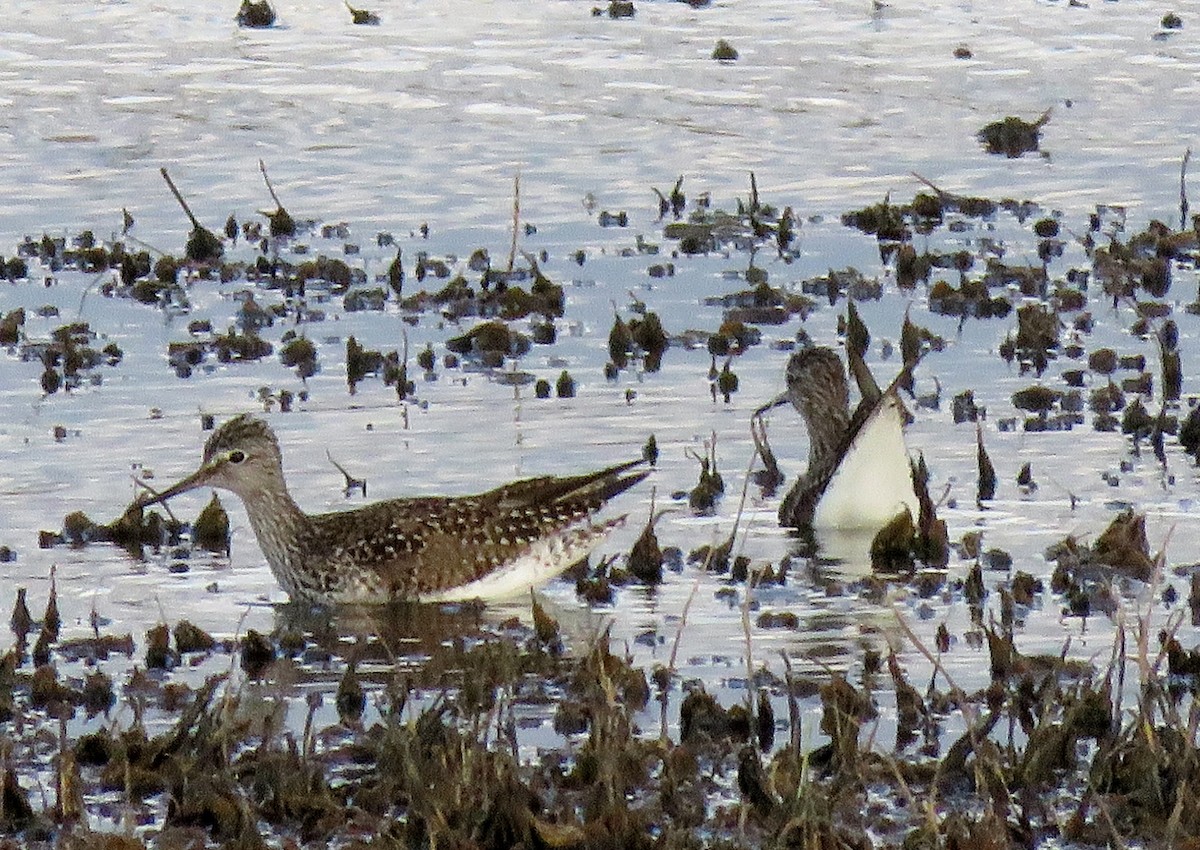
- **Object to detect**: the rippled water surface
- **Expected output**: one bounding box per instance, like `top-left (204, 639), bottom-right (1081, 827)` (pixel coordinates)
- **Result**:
top-left (2, 0), bottom-right (1200, 798)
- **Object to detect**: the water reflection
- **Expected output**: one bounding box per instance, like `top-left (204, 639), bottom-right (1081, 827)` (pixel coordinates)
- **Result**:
top-left (275, 597), bottom-right (495, 665)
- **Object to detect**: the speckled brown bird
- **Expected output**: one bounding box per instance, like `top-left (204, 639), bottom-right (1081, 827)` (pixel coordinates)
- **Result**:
top-left (137, 415), bottom-right (649, 604)
top-left (756, 347), bottom-right (918, 532)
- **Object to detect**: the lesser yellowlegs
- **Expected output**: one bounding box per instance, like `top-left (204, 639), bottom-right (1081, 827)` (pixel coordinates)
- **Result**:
top-left (756, 347), bottom-right (919, 531)
top-left (137, 415), bottom-right (648, 604)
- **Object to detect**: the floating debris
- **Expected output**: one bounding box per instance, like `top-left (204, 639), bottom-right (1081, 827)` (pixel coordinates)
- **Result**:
top-left (928, 277), bottom-right (1011, 318)
top-left (345, 335), bottom-right (382, 392)
top-left (630, 311), bottom-right (669, 371)
top-left (841, 196), bottom-right (909, 241)
top-left (1001, 302), bottom-right (1060, 376)
top-left (340, 285), bottom-right (386, 314)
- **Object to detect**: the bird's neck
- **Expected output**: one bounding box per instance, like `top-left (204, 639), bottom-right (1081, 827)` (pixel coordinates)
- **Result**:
top-left (803, 402), bottom-right (850, 477)
top-left (233, 470), bottom-right (311, 592)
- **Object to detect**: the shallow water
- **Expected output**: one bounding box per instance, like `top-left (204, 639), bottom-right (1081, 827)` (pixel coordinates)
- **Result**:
top-left (1, 0), bottom-right (1199, 803)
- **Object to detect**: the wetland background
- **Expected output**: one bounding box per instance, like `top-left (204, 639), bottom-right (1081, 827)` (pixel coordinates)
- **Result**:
top-left (1, 0), bottom-right (1200, 846)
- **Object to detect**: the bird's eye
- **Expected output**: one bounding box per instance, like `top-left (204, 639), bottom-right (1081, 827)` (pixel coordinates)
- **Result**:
top-left (229, 450), bottom-right (246, 464)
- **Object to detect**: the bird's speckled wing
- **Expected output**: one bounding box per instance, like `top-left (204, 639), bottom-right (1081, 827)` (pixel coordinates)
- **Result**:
top-left (305, 460), bottom-right (647, 601)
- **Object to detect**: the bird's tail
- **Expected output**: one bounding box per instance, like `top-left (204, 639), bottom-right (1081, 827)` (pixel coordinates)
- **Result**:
top-left (494, 459), bottom-right (649, 511)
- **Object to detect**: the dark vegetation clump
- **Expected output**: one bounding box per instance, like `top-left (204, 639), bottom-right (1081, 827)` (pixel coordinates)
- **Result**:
top-left (705, 280), bottom-right (815, 326)
top-left (712, 39), bottom-right (738, 61)
top-left (929, 278), bottom-right (1012, 318)
top-left (191, 494), bottom-right (231, 554)
top-left (598, 0), bottom-right (635, 18)
top-left (279, 333), bottom-right (318, 378)
top-left (236, 0), bottom-right (276, 27)
top-left (555, 369), bottom-right (576, 398)
top-left (8, 563), bottom-right (1189, 849)
top-left (686, 439), bottom-right (724, 514)
top-left (626, 508), bottom-right (665, 585)
top-left (16, 321), bottom-right (123, 393)
top-left (715, 358), bottom-right (738, 402)
top-left (446, 320), bottom-right (531, 367)
top-left (161, 168), bottom-right (225, 263)
top-left (999, 302), bottom-right (1060, 377)
top-left (398, 255), bottom-right (564, 323)
top-left (42, 505), bottom-right (185, 555)
top-left (610, 310), bottom-right (670, 372)
top-left (213, 327), bottom-right (272, 363)
top-left (977, 109), bottom-right (1051, 157)
top-left (346, 335), bottom-right (384, 391)
top-left (258, 160), bottom-right (296, 238)
top-left (841, 197), bottom-right (909, 241)
top-left (296, 255), bottom-right (359, 292)
top-left (345, 1), bottom-right (381, 24)
top-left (658, 173), bottom-right (802, 265)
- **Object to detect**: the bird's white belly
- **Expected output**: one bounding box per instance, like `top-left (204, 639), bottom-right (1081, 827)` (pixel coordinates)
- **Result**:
top-left (419, 517), bottom-right (623, 603)
top-left (812, 394), bottom-right (919, 530)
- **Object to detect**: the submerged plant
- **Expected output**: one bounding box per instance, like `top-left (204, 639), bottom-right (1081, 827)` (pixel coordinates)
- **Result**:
top-left (236, 0), bottom-right (276, 27)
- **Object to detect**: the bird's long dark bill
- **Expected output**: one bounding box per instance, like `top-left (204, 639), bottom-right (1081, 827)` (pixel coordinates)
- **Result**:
top-left (137, 465), bottom-right (212, 507)
top-left (752, 392), bottom-right (790, 419)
